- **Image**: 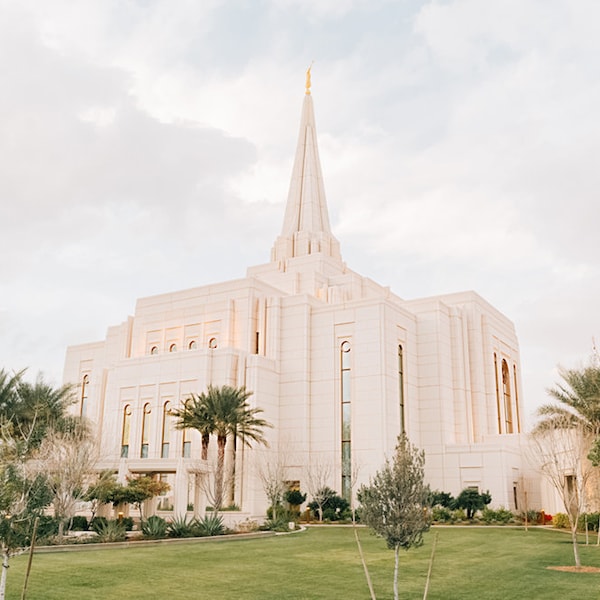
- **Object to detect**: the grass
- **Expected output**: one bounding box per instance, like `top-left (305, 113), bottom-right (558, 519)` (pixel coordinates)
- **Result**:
top-left (6, 526), bottom-right (600, 599)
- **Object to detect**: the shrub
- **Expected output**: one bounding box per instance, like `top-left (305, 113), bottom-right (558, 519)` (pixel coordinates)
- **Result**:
top-left (432, 507), bottom-right (454, 523)
top-left (552, 513), bottom-right (570, 529)
top-left (90, 516), bottom-right (108, 533)
top-left (96, 520), bottom-right (127, 543)
top-left (308, 489), bottom-right (349, 521)
top-left (453, 488), bottom-right (492, 519)
top-left (261, 516), bottom-right (293, 532)
top-left (36, 516), bottom-right (59, 543)
top-left (481, 507), bottom-right (513, 524)
top-left (285, 489), bottom-right (307, 507)
top-left (121, 516), bottom-right (134, 531)
top-left (195, 513), bottom-right (224, 537)
top-left (70, 516), bottom-right (89, 531)
top-left (578, 512), bottom-right (600, 532)
top-left (167, 516), bottom-right (196, 538)
top-left (451, 509), bottom-right (466, 522)
top-left (142, 515), bottom-right (168, 539)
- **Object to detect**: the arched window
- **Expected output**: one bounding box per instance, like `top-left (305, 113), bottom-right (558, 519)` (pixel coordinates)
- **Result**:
top-left (161, 401), bottom-right (171, 458)
top-left (169, 343), bottom-right (177, 353)
top-left (340, 341), bottom-right (351, 501)
top-left (141, 403), bottom-right (151, 458)
top-left (80, 374), bottom-right (89, 418)
top-left (208, 337), bottom-right (218, 349)
top-left (150, 346), bottom-right (159, 355)
top-left (121, 405), bottom-right (132, 458)
top-left (182, 399), bottom-right (192, 458)
top-left (398, 345), bottom-right (405, 434)
top-left (188, 340), bottom-right (197, 350)
top-left (502, 360), bottom-right (513, 433)
top-left (494, 354), bottom-right (501, 433)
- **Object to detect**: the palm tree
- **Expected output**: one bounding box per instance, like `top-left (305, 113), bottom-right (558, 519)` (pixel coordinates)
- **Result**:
top-left (535, 362), bottom-right (600, 434)
top-left (172, 385), bottom-right (272, 509)
top-left (0, 370), bottom-right (76, 451)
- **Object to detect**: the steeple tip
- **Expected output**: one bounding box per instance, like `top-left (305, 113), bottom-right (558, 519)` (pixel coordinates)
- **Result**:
top-left (305, 63), bottom-right (313, 95)
top-left (271, 71), bottom-right (341, 264)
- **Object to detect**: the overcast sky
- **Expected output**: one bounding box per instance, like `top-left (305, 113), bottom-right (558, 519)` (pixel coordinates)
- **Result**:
top-left (1, 0), bottom-right (598, 427)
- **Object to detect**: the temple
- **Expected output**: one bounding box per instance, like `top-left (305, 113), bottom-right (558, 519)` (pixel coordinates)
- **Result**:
top-left (64, 82), bottom-right (534, 519)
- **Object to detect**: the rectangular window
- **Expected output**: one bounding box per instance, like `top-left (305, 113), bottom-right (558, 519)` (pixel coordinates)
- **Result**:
top-left (121, 445), bottom-right (129, 458)
top-left (182, 440), bottom-right (191, 458)
top-left (141, 443), bottom-right (149, 459)
top-left (161, 442), bottom-right (170, 459)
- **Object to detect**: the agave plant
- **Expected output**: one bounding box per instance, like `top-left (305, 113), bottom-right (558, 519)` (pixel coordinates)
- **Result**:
top-left (95, 520), bottom-right (127, 543)
top-left (141, 515), bottom-right (168, 539)
top-left (194, 513), bottom-right (224, 537)
top-left (167, 515), bottom-right (195, 538)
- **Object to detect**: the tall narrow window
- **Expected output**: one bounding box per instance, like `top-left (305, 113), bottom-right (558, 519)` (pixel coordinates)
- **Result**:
top-left (80, 374), bottom-right (89, 418)
top-left (513, 365), bottom-right (521, 434)
top-left (502, 360), bottom-right (513, 433)
top-left (398, 345), bottom-right (405, 433)
top-left (121, 405), bottom-right (132, 458)
top-left (161, 401), bottom-right (171, 458)
top-left (141, 403), bottom-right (151, 458)
top-left (494, 354), bottom-right (502, 433)
top-left (340, 341), bottom-right (352, 501)
top-left (182, 400), bottom-right (192, 458)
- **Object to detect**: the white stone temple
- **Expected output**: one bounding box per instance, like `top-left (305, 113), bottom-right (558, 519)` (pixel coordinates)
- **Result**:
top-left (63, 78), bottom-right (534, 520)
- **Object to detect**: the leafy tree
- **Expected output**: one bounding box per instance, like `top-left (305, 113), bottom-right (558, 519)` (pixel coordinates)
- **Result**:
top-left (431, 490), bottom-right (454, 508)
top-left (3, 373), bottom-right (76, 450)
top-left (0, 370), bottom-right (75, 599)
top-left (358, 434), bottom-right (431, 600)
top-left (0, 423), bottom-right (52, 600)
top-left (453, 488), bottom-right (491, 519)
top-left (84, 470), bottom-right (119, 520)
top-left (172, 385), bottom-right (271, 509)
top-left (285, 489), bottom-right (307, 507)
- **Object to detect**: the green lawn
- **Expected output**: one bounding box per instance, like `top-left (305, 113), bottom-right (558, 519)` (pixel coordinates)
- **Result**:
top-left (6, 526), bottom-right (600, 599)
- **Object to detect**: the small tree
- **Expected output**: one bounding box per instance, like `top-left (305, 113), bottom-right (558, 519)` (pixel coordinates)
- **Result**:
top-left (453, 488), bottom-right (491, 519)
top-left (358, 434), bottom-right (431, 600)
top-left (257, 451), bottom-right (288, 522)
top-left (118, 476), bottom-right (170, 524)
top-left (305, 459), bottom-right (332, 522)
top-left (0, 424), bottom-right (52, 600)
top-left (531, 418), bottom-right (593, 568)
top-left (84, 470), bottom-right (119, 520)
top-left (35, 422), bottom-right (98, 538)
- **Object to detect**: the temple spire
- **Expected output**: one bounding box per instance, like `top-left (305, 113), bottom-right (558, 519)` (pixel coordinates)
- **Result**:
top-left (271, 75), bottom-right (341, 263)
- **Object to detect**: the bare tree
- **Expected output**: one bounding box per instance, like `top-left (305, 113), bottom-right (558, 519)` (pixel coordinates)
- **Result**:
top-left (257, 451), bottom-right (288, 522)
top-left (305, 458), bottom-right (332, 522)
top-left (35, 423), bottom-right (98, 539)
top-left (530, 418), bottom-right (593, 567)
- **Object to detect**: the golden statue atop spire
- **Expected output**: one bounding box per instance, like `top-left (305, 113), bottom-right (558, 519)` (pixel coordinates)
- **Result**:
top-left (305, 63), bottom-right (313, 95)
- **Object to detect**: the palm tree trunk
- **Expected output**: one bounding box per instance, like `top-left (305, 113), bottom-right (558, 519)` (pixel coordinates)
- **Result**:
top-left (215, 435), bottom-right (227, 510)
top-left (201, 433), bottom-right (209, 461)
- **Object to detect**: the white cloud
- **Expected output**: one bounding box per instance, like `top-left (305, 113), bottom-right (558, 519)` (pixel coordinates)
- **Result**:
top-left (0, 0), bottom-right (598, 424)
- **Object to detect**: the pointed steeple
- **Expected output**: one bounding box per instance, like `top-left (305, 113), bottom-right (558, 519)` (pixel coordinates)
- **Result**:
top-left (271, 76), bottom-right (341, 263)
